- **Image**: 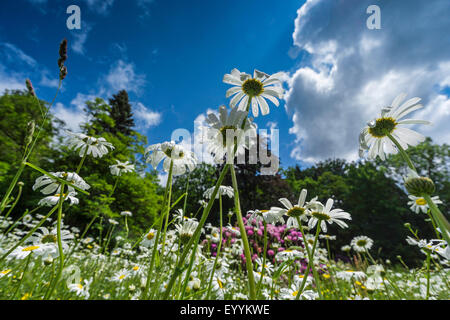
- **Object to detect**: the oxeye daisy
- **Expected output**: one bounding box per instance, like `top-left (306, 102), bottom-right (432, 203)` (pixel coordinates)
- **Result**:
top-left (200, 105), bottom-right (257, 163)
top-left (120, 211), bottom-right (133, 217)
top-left (111, 269), bottom-right (130, 282)
top-left (66, 130), bottom-right (115, 158)
top-left (68, 278), bottom-right (92, 299)
top-left (407, 195), bottom-right (443, 214)
top-left (279, 284), bottom-right (318, 300)
top-left (146, 141), bottom-right (197, 176)
top-left (203, 185), bottom-right (234, 199)
top-left (175, 219), bottom-right (199, 244)
top-left (109, 160), bottom-right (135, 176)
top-left (247, 209), bottom-right (284, 225)
top-left (29, 227), bottom-right (74, 254)
top-left (38, 191), bottom-right (79, 207)
top-left (350, 235), bottom-right (374, 253)
top-left (270, 189), bottom-right (314, 229)
top-left (308, 198), bottom-right (351, 233)
top-left (359, 93), bottom-right (431, 160)
top-left (9, 244), bottom-right (46, 259)
top-left (223, 68), bottom-right (284, 117)
top-left (33, 172), bottom-right (90, 195)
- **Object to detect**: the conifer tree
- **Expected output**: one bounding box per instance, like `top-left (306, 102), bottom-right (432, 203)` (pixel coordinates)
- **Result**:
top-left (108, 90), bottom-right (135, 136)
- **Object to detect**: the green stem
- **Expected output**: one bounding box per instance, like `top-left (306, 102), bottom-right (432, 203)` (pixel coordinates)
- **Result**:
top-left (75, 147), bottom-right (89, 174)
top-left (296, 223), bottom-right (321, 300)
top-left (230, 165), bottom-right (256, 300)
top-left (423, 195), bottom-right (450, 245)
top-left (425, 250), bottom-right (431, 300)
top-left (160, 160), bottom-right (175, 257)
top-left (162, 164), bottom-right (230, 300)
top-left (256, 220), bottom-right (268, 297)
top-left (44, 184), bottom-right (66, 300)
top-left (387, 133), bottom-right (416, 172)
top-left (3, 183), bottom-right (23, 219)
top-left (205, 194), bottom-right (223, 299)
top-left (141, 160), bottom-right (174, 299)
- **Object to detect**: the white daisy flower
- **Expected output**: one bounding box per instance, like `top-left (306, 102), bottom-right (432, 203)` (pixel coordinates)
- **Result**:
top-left (175, 219), bottom-right (199, 244)
top-left (9, 244), bottom-right (47, 259)
top-left (359, 93), bottom-right (431, 160)
top-left (335, 270), bottom-right (367, 281)
top-left (108, 219), bottom-right (119, 225)
top-left (33, 172), bottom-right (90, 195)
top-left (109, 160), bottom-right (135, 176)
top-left (350, 235), bottom-right (374, 253)
top-left (200, 105), bottom-right (257, 163)
top-left (407, 195), bottom-right (443, 214)
top-left (68, 278), bottom-right (92, 299)
top-left (203, 185), bottom-right (234, 199)
top-left (120, 211), bottom-right (133, 217)
top-left (223, 68), bottom-right (284, 117)
top-left (247, 209), bottom-right (284, 225)
top-left (111, 269), bottom-right (130, 282)
top-left (146, 141), bottom-right (197, 176)
top-left (28, 226), bottom-right (74, 254)
top-left (307, 198), bottom-right (351, 233)
top-left (38, 191), bottom-right (79, 207)
top-left (279, 284), bottom-right (318, 300)
top-left (66, 131), bottom-right (115, 158)
top-left (270, 189), bottom-right (315, 229)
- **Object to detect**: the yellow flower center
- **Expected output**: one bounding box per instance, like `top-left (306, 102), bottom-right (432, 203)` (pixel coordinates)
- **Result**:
top-left (1, 269), bottom-right (12, 275)
top-left (242, 78), bottom-right (264, 97)
top-left (217, 279), bottom-right (224, 289)
top-left (146, 232), bottom-right (155, 240)
top-left (415, 198), bottom-right (427, 206)
top-left (119, 274), bottom-right (126, 280)
top-left (133, 266), bottom-right (139, 271)
top-left (22, 245), bottom-right (40, 252)
top-left (287, 206), bottom-right (305, 217)
top-left (292, 290), bottom-right (298, 297)
top-left (368, 117), bottom-right (397, 138)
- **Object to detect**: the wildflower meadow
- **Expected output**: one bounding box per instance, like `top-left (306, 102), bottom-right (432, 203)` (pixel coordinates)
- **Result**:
top-left (0, 0), bottom-right (449, 305)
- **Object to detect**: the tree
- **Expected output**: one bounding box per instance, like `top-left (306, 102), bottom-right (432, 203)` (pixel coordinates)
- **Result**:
top-left (108, 90), bottom-right (135, 136)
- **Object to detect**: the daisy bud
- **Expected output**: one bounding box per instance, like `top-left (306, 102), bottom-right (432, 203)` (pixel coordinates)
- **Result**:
top-left (404, 176), bottom-right (435, 197)
top-left (403, 222), bottom-right (411, 228)
top-left (25, 79), bottom-right (36, 97)
top-left (18, 181), bottom-right (24, 187)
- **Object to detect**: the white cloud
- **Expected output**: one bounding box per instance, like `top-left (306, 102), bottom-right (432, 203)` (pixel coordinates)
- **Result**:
top-left (71, 25), bottom-right (92, 55)
top-left (133, 102), bottom-right (161, 129)
top-left (0, 42), bottom-right (37, 68)
top-left (102, 60), bottom-right (146, 95)
top-left (0, 64), bottom-right (25, 94)
top-left (285, 0), bottom-right (450, 163)
top-left (52, 93), bottom-right (96, 132)
top-left (83, 0), bottom-right (115, 15)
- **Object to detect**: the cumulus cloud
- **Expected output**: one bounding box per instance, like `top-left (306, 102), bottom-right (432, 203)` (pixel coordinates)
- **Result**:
top-left (102, 60), bottom-right (146, 95)
top-left (52, 93), bottom-right (97, 132)
top-left (133, 102), bottom-right (161, 129)
top-left (285, 0), bottom-right (450, 163)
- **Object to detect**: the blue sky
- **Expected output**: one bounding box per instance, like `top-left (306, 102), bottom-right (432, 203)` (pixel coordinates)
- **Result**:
top-left (0, 0), bottom-right (305, 170)
top-left (1, 0), bottom-right (449, 180)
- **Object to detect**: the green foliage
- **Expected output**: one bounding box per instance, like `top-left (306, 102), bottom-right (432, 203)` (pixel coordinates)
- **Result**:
top-left (0, 90), bottom-right (163, 238)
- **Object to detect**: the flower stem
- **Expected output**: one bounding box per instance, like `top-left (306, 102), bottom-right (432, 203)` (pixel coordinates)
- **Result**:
top-left (162, 164), bottom-right (230, 300)
top-left (386, 133), bottom-right (417, 172)
top-left (44, 184), bottom-right (66, 300)
top-left (142, 160), bottom-right (174, 299)
top-left (230, 165), bottom-right (257, 300)
top-left (205, 194), bottom-right (224, 299)
top-left (296, 223), bottom-right (321, 300)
